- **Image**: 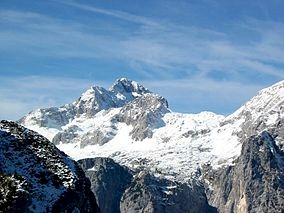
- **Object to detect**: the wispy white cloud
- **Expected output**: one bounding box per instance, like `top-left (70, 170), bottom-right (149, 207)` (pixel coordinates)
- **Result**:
top-left (1, 3), bottom-right (284, 119)
top-left (0, 76), bottom-right (109, 120)
top-left (1, 8), bottom-right (284, 80)
top-left (55, 1), bottom-right (284, 81)
top-left (58, 0), bottom-right (158, 27)
top-left (0, 10), bottom-right (119, 59)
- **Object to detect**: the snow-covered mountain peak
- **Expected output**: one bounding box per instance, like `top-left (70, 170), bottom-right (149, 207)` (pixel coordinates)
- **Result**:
top-left (73, 78), bottom-right (152, 116)
top-left (80, 86), bottom-right (107, 101)
top-left (73, 86), bottom-right (116, 117)
top-left (260, 80), bottom-right (284, 93)
top-left (20, 78), bottom-right (157, 133)
top-left (226, 80), bottom-right (284, 124)
top-left (110, 78), bottom-right (150, 99)
top-left (19, 79), bottom-right (284, 183)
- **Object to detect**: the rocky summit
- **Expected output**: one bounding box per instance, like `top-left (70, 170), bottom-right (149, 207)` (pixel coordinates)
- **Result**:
top-left (17, 78), bottom-right (284, 212)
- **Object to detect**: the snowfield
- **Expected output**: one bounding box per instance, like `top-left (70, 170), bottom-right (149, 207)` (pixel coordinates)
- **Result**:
top-left (20, 79), bottom-right (284, 182)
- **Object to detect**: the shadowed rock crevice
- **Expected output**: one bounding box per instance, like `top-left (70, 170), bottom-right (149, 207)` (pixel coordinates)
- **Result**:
top-left (78, 157), bottom-right (132, 213)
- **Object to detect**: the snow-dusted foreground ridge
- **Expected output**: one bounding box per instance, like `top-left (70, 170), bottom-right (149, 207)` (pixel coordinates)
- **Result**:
top-left (20, 78), bottom-right (284, 181)
top-left (0, 120), bottom-right (99, 212)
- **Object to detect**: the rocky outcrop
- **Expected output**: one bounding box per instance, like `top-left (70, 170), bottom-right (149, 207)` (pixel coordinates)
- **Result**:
top-left (79, 129), bottom-right (114, 147)
top-left (203, 131), bottom-right (284, 213)
top-left (18, 106), bottom-right (74, 129)
top-left (78, 157), bottom-right (216, 213)
top-left (109, 77), bottom-right (151, 104)
top-left (0, 120), bottom-right (99, 212)
top-left (52, 125), bottom-right (80, 145)
top-left (73, 86), bottom-right (118, 117)
top-left (78, 157), bottom-right (132, 213)
top-left (118, 93), bottom-right (169, 140)
top-left (120, 171), bottom-right (217, 213)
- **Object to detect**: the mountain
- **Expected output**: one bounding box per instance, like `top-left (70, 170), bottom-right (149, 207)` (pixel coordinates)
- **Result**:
top-left (19, 78), bottom-right (284, 212)
top-left (0, 120), bottom-right (99, 212)
top-left (203, 131), bottom-right (284, 212)
top-left (20, 78), bottom-right (224, 181)
top-left (78, 157), bottom-right (217, 213)
top-left (78, 157), bottom-right (133, 213)
top-left (19, 78), bottom-right (150, 130)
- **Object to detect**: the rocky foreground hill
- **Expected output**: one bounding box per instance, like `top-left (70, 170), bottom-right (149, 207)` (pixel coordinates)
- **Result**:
top-left (14, 78), bottom-right (284, 212)
top-left (0, 120), bottom-right (99, 212)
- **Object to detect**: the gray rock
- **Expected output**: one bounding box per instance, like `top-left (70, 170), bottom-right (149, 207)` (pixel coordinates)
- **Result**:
top-left (78, 157), bottom-right (133, 213)
top-left (118, 93), bottom-right (169, 141)
top-left (0, 120), bottom-right (99, 213)
top-left (80, 124), bottom-right (117, 148)
top-left (73, 86), bottom-right (118, 117)
top-left (19, 106), bottom-right (74, 129)
top-left (110, 78), bottom-right (151, 105)
top-left (120, 171), bottom-right (217, 213)
top-left (52, 125), bottom-right (80, 145)
top-left (77, 157), bottom-right (216, 213)
top-left (203, 131), bottom-right (284, 213)
top-left (110, 78), bottom-right (150, 95)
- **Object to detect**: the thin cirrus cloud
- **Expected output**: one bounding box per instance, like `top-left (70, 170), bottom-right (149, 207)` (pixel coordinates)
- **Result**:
top-left (58, 0), bottom-right (158, 27)
top-left (0, 75), bottom-right (105, 120)
top-left (60, 1), bottom-right (284, 81)
top-left (1, 5), bottom-right (284, 80)
top-left (1, 1), bottom-right (284, 120)
top-left (0, 10), bottom-right (118, 59)
top-left (58, 1), bottom-right (284, 74)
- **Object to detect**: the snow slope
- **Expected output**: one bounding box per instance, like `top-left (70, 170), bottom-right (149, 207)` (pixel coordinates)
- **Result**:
top-left (19, 79), bottom-right (284, 182)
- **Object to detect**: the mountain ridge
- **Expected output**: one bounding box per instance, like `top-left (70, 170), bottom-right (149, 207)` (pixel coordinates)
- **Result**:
top-left (15, 78), bottom-right (284, 212)
top-left (19, 78), bottom-right (284, 181)
top-left (0, 120), bottom-right (99, 212)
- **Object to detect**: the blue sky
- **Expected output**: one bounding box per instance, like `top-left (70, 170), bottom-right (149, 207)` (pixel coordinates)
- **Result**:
top-left (1, 0), bottom-right (284, 120)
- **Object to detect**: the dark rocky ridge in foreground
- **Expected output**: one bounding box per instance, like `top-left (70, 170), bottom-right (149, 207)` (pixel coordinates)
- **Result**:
top-left (0, 120), bottom-right (99, 212)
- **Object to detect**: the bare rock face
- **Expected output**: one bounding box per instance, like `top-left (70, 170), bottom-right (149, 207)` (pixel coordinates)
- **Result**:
top-left (109, 77), bottom-right (151, 103)
top-left (18, 106), bottom-right (74, 129)
top-left (0, 120), bottom-right (99, 213)
top-left (120, 172), bottom-right (217, 213)
top-left (203, 131), bottom-right (284, 213)
top-left (78, 157), bottom-right (216, 213)
top-left (118, 93), bottom-right (169, 141)
top-left (78, 157), bottom-right (133, 213)
top-left (52, 125), bottom-right (80, 145)
top-left (79, 129), bottom-right (115, 147)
